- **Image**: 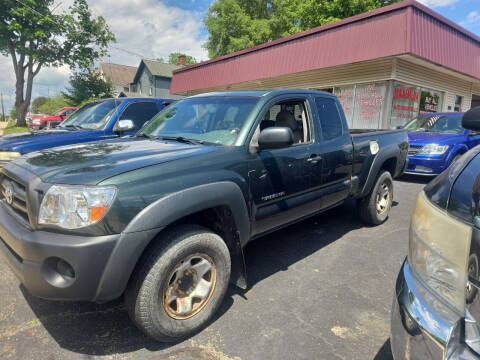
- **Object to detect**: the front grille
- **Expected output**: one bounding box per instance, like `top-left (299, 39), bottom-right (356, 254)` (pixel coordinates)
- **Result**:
top-left (408, 145), bottom-right (422, 156)
top-left (1, 173), bottom-right (29, 222)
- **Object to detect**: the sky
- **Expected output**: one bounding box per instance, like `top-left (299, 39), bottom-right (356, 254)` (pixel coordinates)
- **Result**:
top-left (0, 0), bottom-right (479, 113)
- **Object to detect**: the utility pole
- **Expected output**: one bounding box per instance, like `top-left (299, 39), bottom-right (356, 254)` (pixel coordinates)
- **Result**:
top-left (0, 93), bottom-right (5, 122)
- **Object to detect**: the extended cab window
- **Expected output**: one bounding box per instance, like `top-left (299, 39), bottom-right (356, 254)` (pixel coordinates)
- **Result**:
top-left (120, 102), bottom-right (159, 131)
top-left (315, 97), bottom-right (343, 140)
top-left (259, 100), bottom-right (311, 145)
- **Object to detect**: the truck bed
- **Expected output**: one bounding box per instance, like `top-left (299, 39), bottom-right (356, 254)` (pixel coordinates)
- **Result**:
top-left (349, 128), bottom-right (408, 198)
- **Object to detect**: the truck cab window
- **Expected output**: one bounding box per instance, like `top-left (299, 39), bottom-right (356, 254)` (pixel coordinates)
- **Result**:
top-left (120, 102), bottom-right (159, 131)
top-left (258, 100), bottom-right (311, 145)
top-left (315, 97), bottom-right (343, 140)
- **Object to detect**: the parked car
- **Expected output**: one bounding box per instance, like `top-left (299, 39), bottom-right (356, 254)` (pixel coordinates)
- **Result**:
top-left (0, 90), bottom-right (407, 342)
top-left (0, 97), bottom-right (174, 168)
top-left (404, 112), bottom-right (480, 176)
top-left (391, 106), bottom-right (480, 359)
top-left (29, 107), bottom-right (79, 130)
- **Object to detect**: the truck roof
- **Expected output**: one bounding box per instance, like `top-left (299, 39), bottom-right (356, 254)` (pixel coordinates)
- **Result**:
top-left (191, 89), bottom-right (335, 98)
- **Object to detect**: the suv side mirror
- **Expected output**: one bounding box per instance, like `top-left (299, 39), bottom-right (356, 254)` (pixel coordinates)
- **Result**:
top-left (462, 107), bottom-right (480, 131)
top-left (258, 127), bottom-right (294, 150)
top-left (116, 119), bottom-right (135, 132)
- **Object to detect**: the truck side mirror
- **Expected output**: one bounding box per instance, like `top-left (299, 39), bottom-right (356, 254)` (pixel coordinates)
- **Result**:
top-left (258, 127), bottom-right (294, 150)
top-left (462, 107), bottom-right (480, 131)
top-left (116, 119), bottom-right (135, 132)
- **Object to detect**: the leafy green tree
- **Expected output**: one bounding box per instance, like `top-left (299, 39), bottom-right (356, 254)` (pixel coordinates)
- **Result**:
top-left (168, 52), bottom-right (197, 66)
top-left (31, 96), bottom-right (48, 113)
top-left (204, 0), bottom-right (400, 58)
top-left (37, 94), bottom-right (69, 114)
top-left (63, 71), bottom-right (114, 105)
top-left (0, 0), bottom-right (115, 126)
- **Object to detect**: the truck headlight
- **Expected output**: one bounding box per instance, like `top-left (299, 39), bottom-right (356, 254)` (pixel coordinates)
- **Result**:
top-left (0, 152), bottom-right (21, 161)
top-left (39, 185), bottom-right (117, 229)
top-left (409, 191), bottom-right (472, 313)
top-left (419, 144), bottom-right (449, 155)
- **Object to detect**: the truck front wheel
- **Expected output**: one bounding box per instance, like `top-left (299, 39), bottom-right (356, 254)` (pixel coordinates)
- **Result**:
top-left (357, 170), bottom-right (393, 226)
top-left (125, 225), bottom-right (231, 342)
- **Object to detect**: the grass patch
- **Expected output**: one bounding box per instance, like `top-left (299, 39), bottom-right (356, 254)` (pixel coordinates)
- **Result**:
top-left (2, 127), bottom-right (29, 135)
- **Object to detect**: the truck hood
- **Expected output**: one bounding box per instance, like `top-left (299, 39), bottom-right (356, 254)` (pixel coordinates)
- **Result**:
top-left (408, 132), bottom-right (466, 146)
top-left (0, 129), bottom-right (105, 154)
top-left (12, 137), bottom-right (217, 185)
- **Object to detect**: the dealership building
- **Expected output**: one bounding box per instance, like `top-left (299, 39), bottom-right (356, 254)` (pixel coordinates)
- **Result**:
top-left (171, 0), bottom-right (480, 129)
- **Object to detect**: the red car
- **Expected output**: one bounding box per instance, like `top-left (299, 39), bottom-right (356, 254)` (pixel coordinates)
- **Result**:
top-left (29, 107), bottom-right (78, 130)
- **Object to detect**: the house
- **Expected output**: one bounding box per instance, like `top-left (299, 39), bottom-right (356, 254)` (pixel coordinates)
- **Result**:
top-left (171, 0), bottom-right (480, 129)
top-left (130, 58), bottom-right (185, 99)
top-left (98, 62), bottom-right (137, 95)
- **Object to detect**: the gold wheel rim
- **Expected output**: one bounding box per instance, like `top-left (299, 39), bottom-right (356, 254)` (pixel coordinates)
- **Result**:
top-left (376, 182), bottom-right (391, 215)
top-left (162, 254), bottom-right (217, 320)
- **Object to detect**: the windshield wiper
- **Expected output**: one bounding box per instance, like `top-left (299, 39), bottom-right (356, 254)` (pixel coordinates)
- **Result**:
top-left (136, 133), bottom-right (157, 140)
top-left (62, 124), bottom-right (83, 130)
top-left (160, 136), bottom-right (204, 145)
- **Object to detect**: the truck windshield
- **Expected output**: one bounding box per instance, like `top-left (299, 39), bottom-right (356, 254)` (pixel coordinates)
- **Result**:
top-left (138, 97), bottom-right (259, 145)
top-left (404, 115), bottom-right (464, 134)
top-left (59, 100), bottom-right (119, 130)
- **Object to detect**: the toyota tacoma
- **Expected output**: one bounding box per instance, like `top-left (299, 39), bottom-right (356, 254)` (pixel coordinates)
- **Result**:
top-left (0, 90), bottom-right (407, 342)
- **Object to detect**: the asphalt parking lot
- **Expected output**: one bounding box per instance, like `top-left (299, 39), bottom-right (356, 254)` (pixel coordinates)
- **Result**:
top-left (0, 176), bottom-right (428, 360)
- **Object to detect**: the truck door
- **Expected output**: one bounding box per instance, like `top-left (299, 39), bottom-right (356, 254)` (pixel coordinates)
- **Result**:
top-left (310, 96), bottom-right (354, 209)
top-left (249, 97), bottom-right (318, 236)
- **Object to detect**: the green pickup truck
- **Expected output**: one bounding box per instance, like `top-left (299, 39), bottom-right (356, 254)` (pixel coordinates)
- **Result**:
top-left (0, 90), bottom-right (408, 341)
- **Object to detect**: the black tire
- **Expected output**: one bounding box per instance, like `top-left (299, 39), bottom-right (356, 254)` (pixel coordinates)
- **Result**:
top-left (357, 170), bottom-right (393, 226)
top-left (466, 254), bottom-right (478, 304)
top-left (125, 225), bottom-right (231, 342)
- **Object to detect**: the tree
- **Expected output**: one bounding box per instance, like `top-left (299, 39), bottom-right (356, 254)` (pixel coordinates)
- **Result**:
top-left (168, 52), bottom-right (197, 66)
top-left (31, 96), bottom-right (48, 113)
top-left (37, 94), bottom-right (69, 114)
top-left (0, 0), bottom-right (115, 126)
top-left (63, 70), bottom-right (114, 105)
top-left (204, 0), bottom-right (400, 58)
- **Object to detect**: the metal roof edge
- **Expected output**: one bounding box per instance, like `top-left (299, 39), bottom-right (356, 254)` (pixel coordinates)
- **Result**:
top-left (173, 0), bottom-right (479, 75)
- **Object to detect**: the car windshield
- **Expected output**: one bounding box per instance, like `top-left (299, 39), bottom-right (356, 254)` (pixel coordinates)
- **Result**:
top-left (59, 100), bottom-right (119, 130)
top-left (139, 97), bottom-right (259, 145)
top-left (404, 115), bottom-right (464, 134)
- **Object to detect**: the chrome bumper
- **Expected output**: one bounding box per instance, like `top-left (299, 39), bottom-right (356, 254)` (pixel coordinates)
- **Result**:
top-left (391, 260), bottom-right (479, 359)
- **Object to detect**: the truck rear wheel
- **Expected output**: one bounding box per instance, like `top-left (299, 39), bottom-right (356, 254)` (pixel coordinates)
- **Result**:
top-left (357, 170), bottom-right (393, 226)
top-left (125, 225), bottom-right (231, 342)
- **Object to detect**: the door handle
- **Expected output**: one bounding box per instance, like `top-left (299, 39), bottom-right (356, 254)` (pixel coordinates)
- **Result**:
top-left (307, 155), bottom-right (322, 163)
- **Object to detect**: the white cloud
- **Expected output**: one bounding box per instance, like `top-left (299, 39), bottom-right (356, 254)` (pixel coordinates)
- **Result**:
top-left (87, 0), bottom-right (209, 65)
top-left (1, 0), bottom-right (209, 112)
top-left (460, 10), bottom-right (480, 25)
top-left (416, 0), bottom-right (458, 7)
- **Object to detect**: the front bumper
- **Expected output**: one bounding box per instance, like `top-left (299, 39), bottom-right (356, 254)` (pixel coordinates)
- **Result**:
top-left (405, 154), bottom-right (447, 175)
top-left (391, 260), bottom-right (479, 359)
top-left (0, 200), bottom-right (120, 301)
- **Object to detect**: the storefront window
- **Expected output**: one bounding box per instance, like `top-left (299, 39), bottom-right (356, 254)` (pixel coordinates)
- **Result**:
top-left (335, 83), bottom-right (386, 129)
top-left (351, 83), bottom-right (386, 129)
top-left (390, 82), bottom-right (444, 128)
top-left (390, 82), bottom-right (420, 128)
top-left (334, 86), bottom-right (355, 128)
top-left (419, 89), bottom-right (443, 113)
